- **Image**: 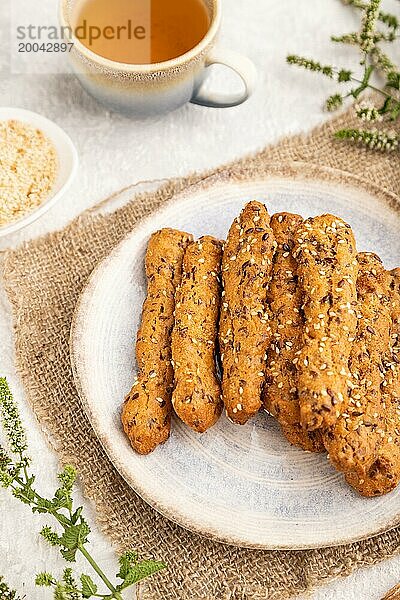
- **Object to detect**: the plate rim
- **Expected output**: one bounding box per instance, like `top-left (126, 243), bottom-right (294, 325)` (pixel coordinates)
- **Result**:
top-left (70, 164), bottom-right (400, 550)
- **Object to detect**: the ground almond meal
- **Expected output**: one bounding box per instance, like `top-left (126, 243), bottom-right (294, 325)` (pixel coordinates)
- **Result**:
top-left (0, 119), bottom-right (58, 227)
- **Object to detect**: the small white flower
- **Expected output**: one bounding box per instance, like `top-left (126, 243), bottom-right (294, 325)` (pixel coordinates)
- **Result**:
top-left (355, 101), bottom-right (383, 123)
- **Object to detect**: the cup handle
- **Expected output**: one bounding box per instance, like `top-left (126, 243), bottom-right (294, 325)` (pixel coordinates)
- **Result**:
top-left (190, 48), bottom-right (257, 108)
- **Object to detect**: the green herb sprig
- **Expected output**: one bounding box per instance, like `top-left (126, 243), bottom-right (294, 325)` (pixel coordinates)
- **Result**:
top-left (287, 0), bottom-right (400, 151)
top-left (0, 575), bottom-right (23, 600)
top-left (0, 377), bottom-right (166, 599)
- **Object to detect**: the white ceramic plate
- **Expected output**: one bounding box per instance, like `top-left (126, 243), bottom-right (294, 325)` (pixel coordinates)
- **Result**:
top-left (0, 107), bottom-right (78, 237)
top-left (71, 169), bottom-right (400, 549)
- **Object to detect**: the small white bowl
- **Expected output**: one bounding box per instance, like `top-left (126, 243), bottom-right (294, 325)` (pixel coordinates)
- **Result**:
top-left (0, 107), bottom-right (78, 237)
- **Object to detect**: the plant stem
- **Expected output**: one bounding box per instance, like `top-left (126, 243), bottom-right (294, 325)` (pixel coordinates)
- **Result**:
top-left (11, 474), bottom-right (123, 599)
top-left (350, 75), bottom-right (393, 97)
top-left (78, 544), bottom-right (119, 597)
top-left (329, 66), bottom-right (394, 98)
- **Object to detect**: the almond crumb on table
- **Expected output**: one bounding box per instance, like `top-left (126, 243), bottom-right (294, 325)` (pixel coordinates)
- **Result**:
top-left (0, 119), bottom-right (58, 227)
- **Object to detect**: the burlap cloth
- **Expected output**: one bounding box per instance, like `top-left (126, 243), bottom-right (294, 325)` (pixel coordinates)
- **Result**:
top-left (2, 105), bottom-right (400, 600)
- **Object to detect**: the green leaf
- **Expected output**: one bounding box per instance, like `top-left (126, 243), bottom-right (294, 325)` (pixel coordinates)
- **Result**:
top-left (78, 520), bottom-right (91, 544)
top-left (12, 486), bottom-right (35, 504)
top-left (80, 574), bottom-right (97, 598)
top-left (60, 523), bottom-right (90, 550)
top-left (53, 488), bottom-right (72, 508)
top-left (350, 85), bottom-right (365, 99)
top-left (350, 64), bottom-right (374, 97)
top-left (35, 496), bottom-right (55, 511)
top-left (118, 560), bottom-right (166, 589)
top-left (60, 526), bottom-right (81, 549)
top-left (387, 71), bottom-right (400, 90)
top-left (56, 514), bottom-right (72, 527)
top-left (379, 96), bottom-right (393, 115)
top-left (379, 10), bottom-right (398, 30)
top-left (32, 506), bottom-right (50, 514)
top-left (71, 507), bottom-right (83, 524)
top-left (117, 550), bottom-right (139, 579)
top-left (362, 65), bottom-right (374, 85)
top-left (390, 102), bottom-right (400, 121)
top-left (60, 547), bottom-right (78, 563)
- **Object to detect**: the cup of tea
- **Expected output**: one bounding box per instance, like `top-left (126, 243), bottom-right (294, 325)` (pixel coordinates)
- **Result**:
top-left (59, 0), bottom-right (257, 117)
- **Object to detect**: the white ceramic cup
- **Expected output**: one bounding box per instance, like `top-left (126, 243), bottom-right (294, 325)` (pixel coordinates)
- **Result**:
top-left (59, 0), bottom-right (257, 117)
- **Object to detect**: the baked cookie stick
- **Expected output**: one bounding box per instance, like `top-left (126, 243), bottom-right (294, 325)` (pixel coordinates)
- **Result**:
top-left (293, 214), bottom-right (358, 431)
top-left (172, 236), bottom-right (223, 432)
top-left (264, 213), bottom-right (325, 452)
top-left (122, 228), bottom-right (193, 455)
top-left (324, 253), bottom-right (392, 475)
top-left (219, 201), bottom-right (275, 424)
top-left (345, 267), bottom-right (400, 497)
